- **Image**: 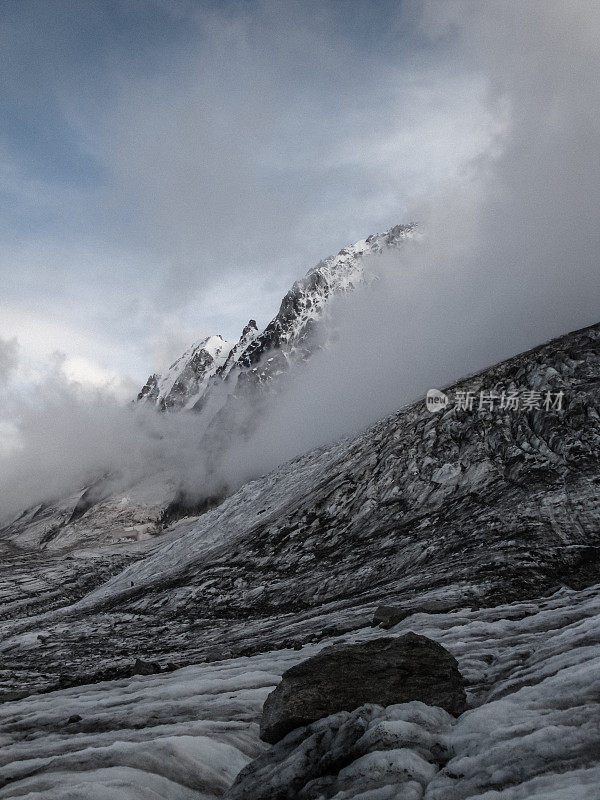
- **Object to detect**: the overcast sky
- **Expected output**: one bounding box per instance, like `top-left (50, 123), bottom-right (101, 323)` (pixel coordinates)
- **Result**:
top-left (1, 0), bottom-right (499, 394)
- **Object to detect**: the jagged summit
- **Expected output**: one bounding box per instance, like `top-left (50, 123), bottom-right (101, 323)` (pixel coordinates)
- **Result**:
top-left (216, 319), bottom-right (259, 382)
top-left (137, 223), bottom-right (415, 412)
top-left (137, 334), bottom-right (233, 411)
top-left (237, 224), bottom-right (415, 377)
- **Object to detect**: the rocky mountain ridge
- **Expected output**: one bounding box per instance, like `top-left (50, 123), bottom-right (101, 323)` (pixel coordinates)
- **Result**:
top-left (3, 319), bottom-right (600, 689)
top-left (137, 334), bottom-right (234, 411)
top-left (137, 224), bottom-right (415, 413)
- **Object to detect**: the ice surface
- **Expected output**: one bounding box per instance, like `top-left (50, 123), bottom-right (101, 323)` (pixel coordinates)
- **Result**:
top-left (1, 585), bottom-right (598, 798)
top-left (2, 320), bottom-right (600, 798)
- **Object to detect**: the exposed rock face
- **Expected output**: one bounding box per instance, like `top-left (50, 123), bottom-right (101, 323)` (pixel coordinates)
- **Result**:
top-left (234, 224), bottom-right (414, 381)
top-left (227, 702), bottom-right (454, 800)
top-left (260, 634), bottom-right (466, 744)
top-left (136, 372), bottom-right (159, 403)
top-left (215, 319), bottom-right (259, 382)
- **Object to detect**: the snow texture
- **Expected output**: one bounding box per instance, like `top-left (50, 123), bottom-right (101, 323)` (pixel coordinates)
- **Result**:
top-left (0, 585), bottom-right (599, 798)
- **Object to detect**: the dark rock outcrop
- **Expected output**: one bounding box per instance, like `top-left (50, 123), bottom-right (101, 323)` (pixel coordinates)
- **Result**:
top-left (131, 658), bottom-right (161, 676)
top-left (260, 633), bottom-right (466, 743)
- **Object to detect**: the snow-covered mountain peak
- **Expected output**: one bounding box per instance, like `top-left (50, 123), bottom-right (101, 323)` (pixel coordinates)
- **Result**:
top-left (138, 334), bottom-right (233, 411)
top-left (217, 320), bottom-right (260, 382)
top-left (137, 223), bottom-right (415, 411)
top-left (233, 223), bottom-right (415, 377)
top-left (304, 222), bottom-right (415, 287)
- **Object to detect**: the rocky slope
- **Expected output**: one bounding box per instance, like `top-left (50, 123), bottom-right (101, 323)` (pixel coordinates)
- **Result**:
top-left (3, 320), bottom-right (600, 685)
top-left (0, 320), bottom-right (599, 797)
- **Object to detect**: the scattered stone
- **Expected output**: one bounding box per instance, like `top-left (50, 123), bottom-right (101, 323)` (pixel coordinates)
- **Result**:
top-left (1, 690), bottom-right (28, 703)
top-left (373, 606), bottom-right (412, 628)
top-left (132, 658), bottom-right (161, 676)
top-left (205, 648), bottom-right (233, 662)
top-left (260, 633), bottom-right (466, 743)
top-left (66, 714), bottom-right (82, 724)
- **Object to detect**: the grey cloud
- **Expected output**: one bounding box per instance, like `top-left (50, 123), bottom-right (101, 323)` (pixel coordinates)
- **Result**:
top-left (81, 2), bottom-right (490, 313)
top-left (209, 0), bottom-right (600, 476)
top-left (0, 0), bottom-right (493, 385)
top-left (2, 1), bottom-right (600, 521)
top-left (0, 337), bottom-right (18, 387)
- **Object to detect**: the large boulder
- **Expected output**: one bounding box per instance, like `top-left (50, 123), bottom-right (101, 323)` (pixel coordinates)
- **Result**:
top-left (260, 633), bottom-right (466, 744)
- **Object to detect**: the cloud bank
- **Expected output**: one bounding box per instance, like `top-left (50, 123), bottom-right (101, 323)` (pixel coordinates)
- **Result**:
top-left (2, 0), bottom-right (600, 522)
top-left (0, 0), bottom-right (494, 385)
top-left (229, 0), bottom-right (600, 470)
